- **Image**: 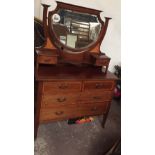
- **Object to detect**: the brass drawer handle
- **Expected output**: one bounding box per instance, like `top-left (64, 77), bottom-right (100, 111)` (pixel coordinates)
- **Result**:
top-left (59, 84), bottom-right (68, 89)
top-left (44, 59), bottom-right (51, 62)
top-left (93, 96), bottom-right (102, 100)
top-left (57, 97), bottom-right (66, 102)
top-left (95, 83), bottom-right (103, 89)
top-left (91, 107), bottom-right (97, 111)
top-left (55, 111), bottom-right (64, 115)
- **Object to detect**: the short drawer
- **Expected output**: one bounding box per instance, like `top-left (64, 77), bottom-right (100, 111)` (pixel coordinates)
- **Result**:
top-left (41, 94), bottom-right (79, 108)
top-left (38, 55), bottom-right (57, 64)
top-left (77, 102), bottom-right (109, 116)
top-left (79, 91), bottom-right (113, 103)
top-left (43, 81), bottom-right (82, 94)
top-left (95, 59), bottom-right (110, 66)
top-left (40, 105), bottom-right (77, 121)
top-left (84, 81), bottom-right (114, 91)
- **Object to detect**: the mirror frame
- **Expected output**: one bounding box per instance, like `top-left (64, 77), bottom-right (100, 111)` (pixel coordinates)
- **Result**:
top-left (48, 1), bottom-right (111, 53)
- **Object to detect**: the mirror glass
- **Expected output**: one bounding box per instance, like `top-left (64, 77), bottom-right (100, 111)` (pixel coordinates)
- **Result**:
top-left (51, 9), bottom-right (101, 49)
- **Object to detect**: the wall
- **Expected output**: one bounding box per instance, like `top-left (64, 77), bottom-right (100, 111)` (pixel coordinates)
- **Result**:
top-left (34, 0), bottom-right (121, 72)
top-left (34, 0), bottom-right (41, 19)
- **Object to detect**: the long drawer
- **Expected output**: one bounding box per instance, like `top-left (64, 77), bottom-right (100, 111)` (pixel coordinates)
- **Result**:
top-left (41, 91), bottom-right (112, 107)
top-left (41, 93), bottom-right (80, 108)
top-left (79, 91), bottom-right (113, 103)
top-left (40, 102), bottom-right (109, 122)
top-left (83, 80), bottom-right (114, 91)
top-left (43, 81), bottom-right (82, 94)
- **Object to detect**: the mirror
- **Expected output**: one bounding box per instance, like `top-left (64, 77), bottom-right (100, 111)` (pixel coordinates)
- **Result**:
top-left (51, 9), bottom-right (101, 49)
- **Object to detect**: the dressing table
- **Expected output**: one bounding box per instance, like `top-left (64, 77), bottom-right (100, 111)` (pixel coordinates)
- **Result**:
top-left (34, 1), bottom-right (117, 139)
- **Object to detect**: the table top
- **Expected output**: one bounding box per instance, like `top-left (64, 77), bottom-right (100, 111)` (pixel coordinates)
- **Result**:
top-left (35, 64), bottom-right (117, 81)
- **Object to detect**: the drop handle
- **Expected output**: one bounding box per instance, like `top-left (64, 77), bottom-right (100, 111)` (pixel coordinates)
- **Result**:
top-left (57, 97), bottom-right (66, 102)
top-left (91, 107), bottom-right (97, 111)
top-left (93, 96), bottom-right (102, 100)
top-left (95, 83), bottom-right (103, 89)
top-left (44, 59), bottom-right (51, 62)
top-left (59, 84), bottom-right (68, 89)
top-left (55, 111), bottom-right (64, 115)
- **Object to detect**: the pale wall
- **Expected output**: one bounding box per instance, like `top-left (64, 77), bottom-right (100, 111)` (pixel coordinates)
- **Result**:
top-left (34, 0), bottom-right (121, 72)
top-left (34, 0), bottom-right (41, 19)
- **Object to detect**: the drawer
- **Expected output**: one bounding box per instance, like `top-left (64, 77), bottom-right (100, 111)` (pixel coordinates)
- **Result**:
top-left (95, 59), bottom-right (110, 66)
top-left (79, 91), bottom-right (113, 103)
top-left (77, 102), bottom-right (109, 116)
top-left (40, 105), bottom-right (77, 121)
top-left (38, 55), bottom-right (57, 64)
top-left (43, 81), bottom-right (82, 94)
top-left (41, 94), bottom-right (79, 108)
top-left (84, 81), bottom-right (114, 91)
top-left (40, 102), bottom-right (109, 122)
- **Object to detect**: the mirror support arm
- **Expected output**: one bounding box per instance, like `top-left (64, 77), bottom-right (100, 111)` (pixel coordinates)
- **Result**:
top-left (99, 17), bottom-right (112, 45)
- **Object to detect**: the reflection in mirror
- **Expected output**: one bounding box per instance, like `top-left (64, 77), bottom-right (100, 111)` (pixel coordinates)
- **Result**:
top-left (51, 9), bottom-right (101, 49)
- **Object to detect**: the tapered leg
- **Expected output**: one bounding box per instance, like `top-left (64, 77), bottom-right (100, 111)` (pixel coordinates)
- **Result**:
top-left (34, 82), bottom-right (43, 140)
top-left (34, 120), bottom-right (38, 140)
top-left (102, 102), bottom-right (112, 128)
top-left (102, 114), bottom-right (106, 128)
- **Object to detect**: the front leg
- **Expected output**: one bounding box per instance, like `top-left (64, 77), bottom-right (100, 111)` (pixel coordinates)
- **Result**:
top-left (34, 82), bottom-right (43, 140)
top-left (102, 102), bottom-right (112, 128)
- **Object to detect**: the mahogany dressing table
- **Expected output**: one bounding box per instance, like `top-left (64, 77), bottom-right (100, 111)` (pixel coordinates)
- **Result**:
top-left (34, 1), bottom-right (117, 139)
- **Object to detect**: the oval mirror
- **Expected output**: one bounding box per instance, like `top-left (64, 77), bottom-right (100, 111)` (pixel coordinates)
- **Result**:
top-left (50, 8), bottom-right (101, 50)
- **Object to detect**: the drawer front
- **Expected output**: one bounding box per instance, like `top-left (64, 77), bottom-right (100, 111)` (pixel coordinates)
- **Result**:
top-left (40, 102), bottom-right (109, 122)
top-left (77, 102), bottom-right (109, 116)
top-left (40, 105), bottom-right (77, 121)
top-left (84, 81), bottom-right (114, 91)
top-left (43, 82), bottom-right (82, 94)
top-left (41, 94), bottom-right (79, 108)
top-left (79, 91), bottom-right (113, 103)
top-left (38, 55), bottom-right (57, 64)
top-left (96, 59), bottom-right (110, 66)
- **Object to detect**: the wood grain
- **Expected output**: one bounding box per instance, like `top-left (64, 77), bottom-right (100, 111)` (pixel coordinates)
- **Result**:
top-left (79, 91), bottom-right (113, 104)
top-left (83, 81), bottom-right (115, 91)
top-left (38, 55), bottom-right (57, 64)
top-left (41, 93), bottom-right (80, 108)
top-left (40, 102), bottom-right (109, 122)
top-left (43, 81), bottom-right (82, 94)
